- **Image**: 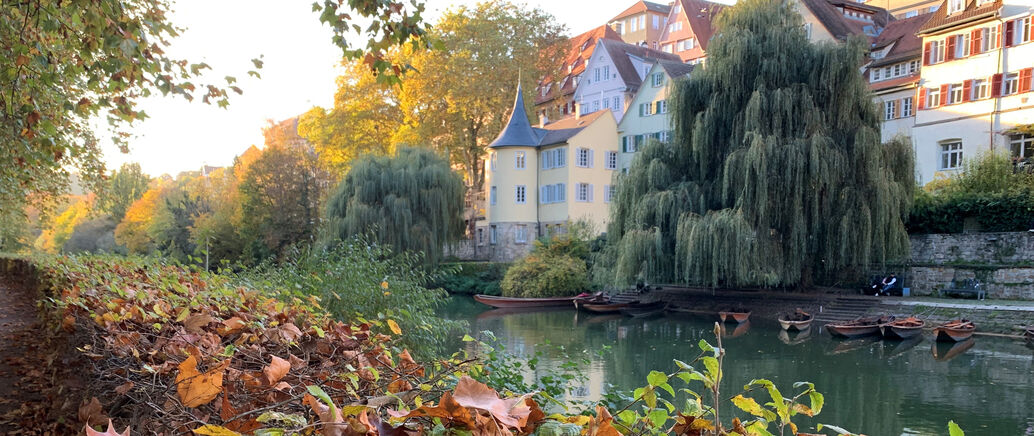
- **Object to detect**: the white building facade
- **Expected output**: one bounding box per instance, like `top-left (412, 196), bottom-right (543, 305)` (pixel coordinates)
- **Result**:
top-left (913, 0), bottom-right (1034, 185)
top-left (615, 61), bottom-right (694, 171)
top-left (574, 39), bottom-right (681, 123)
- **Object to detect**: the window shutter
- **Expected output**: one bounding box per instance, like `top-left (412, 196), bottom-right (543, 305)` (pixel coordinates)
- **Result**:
top-left (923, 42), bottom-right (931, 65)
top-left (939, 84), bottom-right (949, 106)
top-left (589, 149), bottom-right (595, 168)
top-left (962, 80), bottom-right (972, 102)
top-left (1005, 20), bottom-right (1015, 47)
top-left (655, 101), bottom-right (662, 114)
top-left (588, 184), bottom-right (594, 202)
top-left (991, 73), bottom-right (1003, 97)
top-left (971, 29), bottom-right (982, 54)
top-left (894, 99), bottom-right (901, 118)
top-left (1020, 68), bottom-right (1033, 93)
top-left (946, 37), bottom-right (956, 61)
top-left (918, 88), bottom-right (927, 110)
top-left (996, 24), bottom-right (1002, 48)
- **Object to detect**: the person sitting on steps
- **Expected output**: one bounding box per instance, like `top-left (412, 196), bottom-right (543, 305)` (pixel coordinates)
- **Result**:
top-left (878, 273), bottom-right (898, 296)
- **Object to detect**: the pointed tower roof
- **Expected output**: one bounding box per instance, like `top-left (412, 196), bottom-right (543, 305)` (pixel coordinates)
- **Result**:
top-left (489, 83), bottom-right (544, 148)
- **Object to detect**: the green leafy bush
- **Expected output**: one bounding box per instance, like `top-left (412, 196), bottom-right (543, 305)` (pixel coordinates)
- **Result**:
top-left (500, 251), bottom-right (589, 298)
top-left (239, 236), bottom-right (461, 356)
top-left (432, 262), bottom-right (508, 295)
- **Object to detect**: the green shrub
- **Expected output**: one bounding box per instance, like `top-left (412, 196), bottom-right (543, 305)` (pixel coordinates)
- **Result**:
top-left (501, 252), bottom-right (589, 298)
top-left (432, 262), bottom-right (508, 295)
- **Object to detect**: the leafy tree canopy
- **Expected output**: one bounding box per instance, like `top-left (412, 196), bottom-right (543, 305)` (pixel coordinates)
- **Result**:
top-left (325, 147), bottom-right (465, 265)
top-left (599, 0), bottom-right (914, 289)
top-left (97, 163), bottom-right (151, 222)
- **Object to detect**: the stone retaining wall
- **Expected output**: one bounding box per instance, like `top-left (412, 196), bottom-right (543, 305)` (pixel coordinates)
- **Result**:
top-left (910, 232), bottom-right (1034, 264)
top-left (903, 232), bottom-right (1034, 300)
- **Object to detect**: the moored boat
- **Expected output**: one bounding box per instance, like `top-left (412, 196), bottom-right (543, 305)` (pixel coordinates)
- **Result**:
top-left (932, 338), bottom-right (975, 361)
top-left (825, 315), bottom-right (894, 338)
top-left (581, 302), bottom-right (631, 314)
top-left (473, 294), bottom-right (582, 309)
top-left (719, 310), bottom-right (751, 323)
top-left (933, 319), bottom-right (975, 342)
top-left (778, 309), bottom-right (813, 331)
top-left (880, 316), bottom-right (925, 339)
top-left (1024, 326), bottom-right (1033, 342)
top-left (620, 301), bottom-right (667, 318)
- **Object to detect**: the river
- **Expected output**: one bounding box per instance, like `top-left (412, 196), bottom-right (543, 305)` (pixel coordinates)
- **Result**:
top-left (439, 295), bottom-right (1034, 435)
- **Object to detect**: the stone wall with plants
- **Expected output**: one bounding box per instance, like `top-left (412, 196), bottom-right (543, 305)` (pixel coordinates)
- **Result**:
top-left (901, 232), bottom-right (1034, 299)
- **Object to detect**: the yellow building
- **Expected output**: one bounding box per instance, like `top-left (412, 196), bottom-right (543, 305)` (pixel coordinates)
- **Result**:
top-left (480, 85), bottom-right (620, 261)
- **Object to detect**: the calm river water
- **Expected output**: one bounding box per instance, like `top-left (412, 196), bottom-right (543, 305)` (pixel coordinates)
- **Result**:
top-left (439, 295), bottom-right (1034, 436)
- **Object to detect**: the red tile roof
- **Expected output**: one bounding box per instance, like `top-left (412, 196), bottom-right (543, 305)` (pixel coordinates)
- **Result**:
top-left (611, 1), bottom-right (672, 22)
top-left (678, 0), bottom-right (727, 52)
top-left (868, 73), bottom-right (920, 92)
top-left (536, 25), bottom-right (623, 105)
top-left (919, 0), bottom-right (1002, 35)
top-left (870, 12), bottom-right (934, 66)
top-left (800, 0), bottom-right (891, 42)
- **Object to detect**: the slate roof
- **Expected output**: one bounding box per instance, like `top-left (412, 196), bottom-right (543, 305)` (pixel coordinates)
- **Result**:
top-left (870, 12), bottom-right (933, 66)
top-left (919, 0), bottom-right (1002, 34)
top-left (492, 87), bottom-right (608, 149)
top-left (598, 39), bottom-right (682, 91)
top-left (657, 60), bottom-right (695, 78)
top-left (801, 0), bottom-right (891, 42)
top-left (611, 1), bottom-right (672, 22)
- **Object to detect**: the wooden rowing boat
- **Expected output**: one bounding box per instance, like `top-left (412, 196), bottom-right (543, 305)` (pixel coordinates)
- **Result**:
top-left (880, 316), bottom-right (925, 339)
top-left (778, 310), bottom-right (813, 331)
top-left (932, 338), bottom-right (975, 361)
top-left (933, 319), bottom-right (975, 342)
top-left (581, 302), bottom-right (631, 314)
top-left (473, 294), bottom-right (580, 309)
top-left (825, 315), bottom-right (894, 338)
top-left (620, 301), bottom-right (667, 318)
top-left (718, 310), bottom-right (751, 324)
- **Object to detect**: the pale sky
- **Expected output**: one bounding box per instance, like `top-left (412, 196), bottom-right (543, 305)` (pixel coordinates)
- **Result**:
top-left (102, 0), bottom-right (724, 176)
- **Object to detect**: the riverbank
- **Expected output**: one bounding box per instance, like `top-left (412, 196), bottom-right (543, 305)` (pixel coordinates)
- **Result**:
top-left (647, 286), bottom-right (1034, 336)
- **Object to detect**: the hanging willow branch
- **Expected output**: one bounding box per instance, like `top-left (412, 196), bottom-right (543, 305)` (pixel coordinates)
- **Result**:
top-left (325, 147), bottom-right (466, 265)
top-left (600, 0), bottom-right (914, 289)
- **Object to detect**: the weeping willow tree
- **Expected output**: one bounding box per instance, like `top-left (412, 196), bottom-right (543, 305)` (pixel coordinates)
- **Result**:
top-left (325, 147), bottom-right (465, 265)
top-left (599, 0), bottom-right (914, 289)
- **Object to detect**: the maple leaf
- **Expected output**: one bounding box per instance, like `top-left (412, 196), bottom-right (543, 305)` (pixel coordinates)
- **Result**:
top-left (388, 391), bottom-right (475, 429)
top-left (175, 354), bottom-right (230, 407)
top-left (84, 419), bottom-right (130, 436)
top-left (451, 376), bottom-right (535, 430)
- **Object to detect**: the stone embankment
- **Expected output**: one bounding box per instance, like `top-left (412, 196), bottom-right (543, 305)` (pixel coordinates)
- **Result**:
top-left (649, 287), bottom-right (1033, 336)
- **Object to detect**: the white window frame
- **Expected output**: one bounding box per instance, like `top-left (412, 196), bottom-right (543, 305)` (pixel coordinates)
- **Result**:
top-left (490, 152), bottom-right (497, 171)
top-left (927, 87), bottom-right (941, 107)
top-left (490, 225), bottom-right (497, 245)
top-left (884, 100), bottom-right (896, 120)
top-left (515, 151), bottom-right (526, 169)
top-left (947, 0), bottom-right (963, 14)
top-left (1004, 73), bottom-right (1020, 95)
top-left (605, 151), bottom-right (617, 170)
top-left (902, 97), bottom-right (913, 117)
top-left (871, 68), bottom-right (882, 82)
top-left (1015, 17), bottom-right (1032, 45)
top-left (908, 60), bottom-right (919, 74)
top-left (658, 100), bottom-right (668, 114)
top-left (652, 72), bottom-right (664, 87)
top-left (556, 148), bottom-right (566, 168)
top-left (613, 96), bottom-right (621, 111)
top-left (604, 185), bottom-right (616, 203)
top-left (973, 79), bottom-right (988, 99)
top-left (949, 83), bottom-right (963, 104)
top-left (514, 225), bottom-right (528, 244)
top-left (515, 185), bottom-right (526, 204)
top-left (930, 40), bottom-right (945, 64)
top-left (1011, 134), bottom-right (1034, 159)
top-left (940, 141), bottom-right (963, 170)
top-left (476, 227), bottom-right (485, 246)
top-left (490, 186), bottom-right (497, 205)
top-left (955, 34), bottom-right (970, 58)
top-left (575, 183), bottom-right (593, 202)
top-left (576, 148), bottom-right (593, 168)
top-left (981, 26), bottom-right (1000, 52)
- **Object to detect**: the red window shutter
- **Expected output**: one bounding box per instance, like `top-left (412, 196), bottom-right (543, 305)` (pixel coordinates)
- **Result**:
top-left (946, 37), bottom-right (956, 61)
top-left (918, 88), bottom-right (927, 110)
top-left (923, 42), bottom-right (932, 65)
top-left (971, 29), bottom-right (982, 54)
top-left (962, 80), bottom-right (973, 102)
top-left (997, 24), bottom-right (1003, 48)
top-left (1005, 20), bottom-right (1015, 47)
top-left (939, 84), bottom-right (949, 105)
top-left (1021, 68), bottom-right (1034, 92)
top-left (991, 73), bottom-right (1003, 97)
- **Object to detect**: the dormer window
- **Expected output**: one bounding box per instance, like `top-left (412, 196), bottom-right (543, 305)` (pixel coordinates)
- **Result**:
top-left (947, 0), bottom-right (964, 14)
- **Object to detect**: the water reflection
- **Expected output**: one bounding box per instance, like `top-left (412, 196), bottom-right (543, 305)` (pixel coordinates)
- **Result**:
top-left (439, 296), bottom-right (1034, 435)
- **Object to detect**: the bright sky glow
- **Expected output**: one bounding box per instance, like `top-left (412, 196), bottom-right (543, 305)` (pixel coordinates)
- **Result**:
top-left (103, 0), bottom-right (732, 176)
